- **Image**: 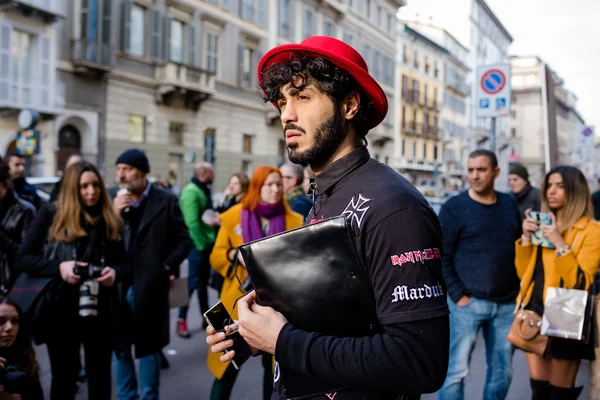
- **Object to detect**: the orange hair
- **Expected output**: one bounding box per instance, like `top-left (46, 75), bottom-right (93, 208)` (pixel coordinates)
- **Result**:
top-left (241, 166), bottom-right (291, 212)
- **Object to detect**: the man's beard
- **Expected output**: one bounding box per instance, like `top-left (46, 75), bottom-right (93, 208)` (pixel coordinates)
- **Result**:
top-left (120, 177), bottom-right (146, 193)
top-left (287, 106), bottom-right (345, 168)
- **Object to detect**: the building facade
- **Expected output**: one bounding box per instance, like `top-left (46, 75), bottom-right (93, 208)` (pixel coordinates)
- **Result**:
top-left (510, 55), bottom-right (586, 187)
top-left (0, 0), bottom-right (64, 176)
top-left (394, 24), bottom-right (445, 196)
top-left (399, 0), bottom-right (513, 191)
top-left (49, 0), bottom-right (404, 192)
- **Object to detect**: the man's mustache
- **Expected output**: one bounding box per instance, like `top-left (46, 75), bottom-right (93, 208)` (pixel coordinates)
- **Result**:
top-left (284, 124), bottom-right (306, 134)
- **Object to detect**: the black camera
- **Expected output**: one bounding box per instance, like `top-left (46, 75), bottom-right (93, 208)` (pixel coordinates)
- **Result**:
top-left (74, 264), bottom-right (103, 280)
top-left (0, 366), bottom-right (31, 395)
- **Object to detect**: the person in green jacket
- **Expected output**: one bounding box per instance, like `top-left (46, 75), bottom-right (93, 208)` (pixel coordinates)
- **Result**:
top-left (177, 162), bottom-right (219, 338)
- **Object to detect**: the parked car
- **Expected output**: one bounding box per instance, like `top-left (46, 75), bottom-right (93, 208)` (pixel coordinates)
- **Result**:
top-left (26, 176), bottom-right (60, 203)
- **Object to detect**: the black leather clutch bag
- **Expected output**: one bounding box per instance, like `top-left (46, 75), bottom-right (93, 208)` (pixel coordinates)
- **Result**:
top-left (238, 216), bottom-right (381, 398)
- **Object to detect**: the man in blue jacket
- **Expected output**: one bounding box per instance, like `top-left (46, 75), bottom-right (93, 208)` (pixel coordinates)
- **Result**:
top-left (438, 149), bottom-right (521, 400)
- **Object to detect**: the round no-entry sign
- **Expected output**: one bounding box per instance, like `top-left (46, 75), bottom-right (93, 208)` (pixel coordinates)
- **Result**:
top-left (481, 69), bottom-right (506, 95)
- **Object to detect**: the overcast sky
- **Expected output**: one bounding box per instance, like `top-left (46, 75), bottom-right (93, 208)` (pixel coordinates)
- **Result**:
top-left (486, 0), bottom-right (600, 132)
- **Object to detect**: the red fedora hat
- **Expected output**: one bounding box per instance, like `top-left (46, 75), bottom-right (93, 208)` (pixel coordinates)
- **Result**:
top-left (257, 36), bottom-right (388, 131)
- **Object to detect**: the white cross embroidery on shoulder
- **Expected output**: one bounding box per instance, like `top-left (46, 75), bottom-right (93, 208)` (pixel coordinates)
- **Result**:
top-left (341, 193), bottom-right (372, 230)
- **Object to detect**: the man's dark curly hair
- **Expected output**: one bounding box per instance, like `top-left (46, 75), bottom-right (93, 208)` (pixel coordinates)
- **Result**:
top-left (260, 55), bottom-right (371, 143)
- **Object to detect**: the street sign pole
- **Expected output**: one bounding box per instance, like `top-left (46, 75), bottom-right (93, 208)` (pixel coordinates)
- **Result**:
top-left (490, 117), bottom-right (496, 153)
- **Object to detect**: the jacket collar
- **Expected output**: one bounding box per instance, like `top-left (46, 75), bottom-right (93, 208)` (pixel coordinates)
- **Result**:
top-left (572, 216), bottom-right (590, 231)
top-left (313, 146), bottom-right (370, 195)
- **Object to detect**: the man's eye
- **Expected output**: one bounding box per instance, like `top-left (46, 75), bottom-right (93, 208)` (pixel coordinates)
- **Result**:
top-left (278, 101), bottom-right (286, 108)
top-left (298, 95), bottom-right (308, 100)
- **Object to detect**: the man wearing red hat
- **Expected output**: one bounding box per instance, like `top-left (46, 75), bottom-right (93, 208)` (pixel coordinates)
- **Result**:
top-left (207, 36), bottom-right (449, 399)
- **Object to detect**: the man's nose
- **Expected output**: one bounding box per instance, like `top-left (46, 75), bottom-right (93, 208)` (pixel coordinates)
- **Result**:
top-left (280, 103), bottom-right (297, 125)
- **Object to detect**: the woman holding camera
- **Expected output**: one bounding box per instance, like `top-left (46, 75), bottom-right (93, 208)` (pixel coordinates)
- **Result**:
top-left (207, 166), bottom-right (303, 400)
top-left (515, 165), bottom-right (600, 399)
top-left (16, 161), bottom-right (128, 400)
top-left (0, 295), bottom-right (42, 400)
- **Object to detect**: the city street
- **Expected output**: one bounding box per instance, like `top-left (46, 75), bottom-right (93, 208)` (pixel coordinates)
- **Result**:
top-left (34, 263), bottom-right (590, 399)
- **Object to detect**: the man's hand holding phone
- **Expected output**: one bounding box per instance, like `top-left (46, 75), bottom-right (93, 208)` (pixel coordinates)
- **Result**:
top-left (206, 323), bottom-right (259, 363)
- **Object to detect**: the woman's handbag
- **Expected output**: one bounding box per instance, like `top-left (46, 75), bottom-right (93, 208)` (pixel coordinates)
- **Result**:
top-left (542, 283), bottom-right (594, 343)
top-left (507, 307), bottom-right (551, 357)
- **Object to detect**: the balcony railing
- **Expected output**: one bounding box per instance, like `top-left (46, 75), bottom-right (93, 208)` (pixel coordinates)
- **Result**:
top-left (1, 0), bottom-right (63, 22)
top-left (155, 62), bottom-right (216, 110)
top-left (72, 40), bottom-right (114, 71)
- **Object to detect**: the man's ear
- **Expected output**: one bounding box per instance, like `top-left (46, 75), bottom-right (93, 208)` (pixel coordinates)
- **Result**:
top-left (342, 92), bottom-right (360, 121)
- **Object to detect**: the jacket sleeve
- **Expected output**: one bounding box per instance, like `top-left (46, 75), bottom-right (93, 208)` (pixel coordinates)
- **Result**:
top-left (180, 186), bottom-right (204, 251)
top-left (515, 238), bottom-right (534, 279)
top-left (15, 205), bottom-right (61, 277)
top-left (164, 195), bottom-right (193, 278)
top-left (555, 224), bottom-right (600, 290)
top-left (439, 202), bottom-right (465, 303)
top-left (210, 218), bottom-right (235, 279)
top-left (276, 316), bottom-right (449, 394)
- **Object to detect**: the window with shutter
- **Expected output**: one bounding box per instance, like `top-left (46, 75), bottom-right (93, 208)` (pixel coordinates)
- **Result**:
top-left (278, 0), bottom-right (289, 38)
top-left (39, 35), bottom-right (51, 109)
top-left (302, 9), bottom-right (313, 40)
top-left (189, 25), bottom-right (196, 66)
top-left (121, 1), bottom-right (132, 52)
top-left (206, 32), bottom-right (219, 73)
top-left (257, 0), bottom-right (267, 28)
top-left (11, 31), bottom-right (34, 107)
top-left (169, 19), bottom-right (184, 63)
top-left (130, 4), bottom-right (145, 57)
top-left (0, 24), bottom-right (11, 104)
top-left (151, 9), bottom-right (163, 61)
top-left (163, 15), bottom-right (171, 62)
top-left (288, 0), bottom-right (295, 41)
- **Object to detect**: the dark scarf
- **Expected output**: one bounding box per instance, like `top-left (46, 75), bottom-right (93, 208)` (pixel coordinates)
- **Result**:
top-left (514, 183), bottom-right (533, 203)
top-left (241, 203), bottom-right (286, 243)
top-left (192, 178), bottom-right (214, 210)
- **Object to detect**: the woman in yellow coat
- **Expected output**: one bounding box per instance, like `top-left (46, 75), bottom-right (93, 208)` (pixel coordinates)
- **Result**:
top-left (208, 165), bottom-right (303, 400)
top-left (515, 166), bottom-right (600, 399)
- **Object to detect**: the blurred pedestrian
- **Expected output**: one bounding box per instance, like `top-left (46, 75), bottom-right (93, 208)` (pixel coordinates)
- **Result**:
top-left (509, 162), bottom-right (541, 219)
top-left (50, 154), bottom-right (83, 202)
top-left (592, 178), bottom-right (600, 221)
top-left (0, 295), bottom-right (43, 400)
top-left (110, 149), bottom-right (192, 400)
top-left (302, 166), bottom-right (312, 195)
top-left (176, 162), bottom-right (218, 338)
top-left (207, 166), bottom-right (303, 400)
top-left (216, 173), bottom-right (249, 214)
top-left (439, 150), bottom-right (522, 400)
top-left (280, 163), bottom-right (312, 219)
top-left (16, 161), bottom-right (127, 400)
top-left (517, 166), bottom-right (600, 399)
top-left (6, 153), bottom-right (40, 210)
top-left (0, 158), bottom-right (34, 293)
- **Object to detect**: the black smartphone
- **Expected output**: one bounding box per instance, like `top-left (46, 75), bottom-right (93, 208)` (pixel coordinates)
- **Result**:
top-left (203, 301), bottom-right (232, 333)
top-left (203, 301), bottom-right (252, 370)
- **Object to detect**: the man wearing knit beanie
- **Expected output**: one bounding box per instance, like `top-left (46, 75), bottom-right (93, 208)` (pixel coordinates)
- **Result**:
top-left (508, 162), bottom-right (541, 219)
top-left (112, 148), bottom-right (193, 399)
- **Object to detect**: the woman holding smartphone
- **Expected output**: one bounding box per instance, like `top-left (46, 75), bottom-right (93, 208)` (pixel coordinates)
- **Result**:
top-left (516, 165), bottom-right (600, 399)
top-left (207, 166), bottom-right (303, 400)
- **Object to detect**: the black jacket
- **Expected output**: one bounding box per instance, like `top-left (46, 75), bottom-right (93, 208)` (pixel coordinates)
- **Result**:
top-left (513, 184), bottom-right (541, 220)
top-left (12, 178), bottom-right (41, 210)
top-left (109, 185), bottom-right (193, 358)
top-left (592, 190), bottom-right (600, 221)
top-left (0, 189), bottom-right (35, 291)
top-left (15, 204), bottom-right (129, 343)
top-left (273, 147), bottom-right (449, 399)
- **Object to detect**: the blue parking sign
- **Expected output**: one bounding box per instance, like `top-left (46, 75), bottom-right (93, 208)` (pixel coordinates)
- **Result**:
top-left (496, 97), bottom-right (507, 110)
top-left (479, 99), bottom-right (490, 109)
